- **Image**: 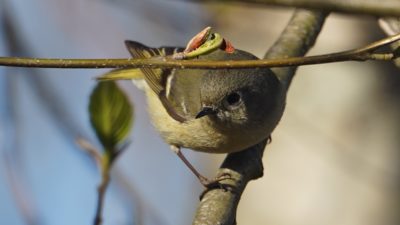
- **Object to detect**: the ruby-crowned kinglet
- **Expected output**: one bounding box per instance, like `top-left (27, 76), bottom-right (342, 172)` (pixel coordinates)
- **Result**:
top-left (99, 28), bottom-right (286, 185)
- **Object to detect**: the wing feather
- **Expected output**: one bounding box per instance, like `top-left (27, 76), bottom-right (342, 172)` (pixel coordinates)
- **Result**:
top-left (125, 40), bottom-right (188, 122)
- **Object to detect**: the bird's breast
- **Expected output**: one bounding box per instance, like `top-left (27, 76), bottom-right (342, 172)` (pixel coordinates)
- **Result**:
top-left (145, 88), bottom-right (268, 153)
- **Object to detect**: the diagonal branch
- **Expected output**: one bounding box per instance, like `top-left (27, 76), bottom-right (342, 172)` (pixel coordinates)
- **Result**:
top-left (197, 0), bottom-right (400, 17)
top-left (192, 9), bottom-right (327, 225)
top-left (266, 10), bottom-right (328, 89)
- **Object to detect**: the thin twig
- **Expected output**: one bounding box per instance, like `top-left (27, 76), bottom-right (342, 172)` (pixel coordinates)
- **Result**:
top-left (94, 154), bottom-right (111, 225)
top-left (75, 137), bottom-right (111, 225)
top-left (76, 137), bottom-right (103, 168)
top-left (0, 33), bottom-right (399, 70)
top-left (196, 0), bottom-right (400, 17)
top-left (192, 9), bottom-right (327, 225)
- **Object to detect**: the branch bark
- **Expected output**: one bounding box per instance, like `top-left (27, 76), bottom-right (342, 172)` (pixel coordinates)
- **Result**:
top-left (199, 0), bottom-right (400, 17)
top-left (192, 9), bottom-right (327, 225)
top-left (266, 10), bottom-right (329, 90)
top-left (0, 34), bottom-right (399, 70)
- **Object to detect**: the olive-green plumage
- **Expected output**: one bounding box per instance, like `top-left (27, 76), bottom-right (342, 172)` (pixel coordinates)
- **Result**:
top-left (118, 41), bottom-right (286, 153)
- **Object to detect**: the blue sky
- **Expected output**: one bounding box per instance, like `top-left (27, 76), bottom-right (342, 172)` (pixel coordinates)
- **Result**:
top-left (0, 1), bottom-right (211, 225)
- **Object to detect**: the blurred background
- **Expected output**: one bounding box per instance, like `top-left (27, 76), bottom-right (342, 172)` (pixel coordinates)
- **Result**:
top-left (0, 0), bottom-right (399, 225)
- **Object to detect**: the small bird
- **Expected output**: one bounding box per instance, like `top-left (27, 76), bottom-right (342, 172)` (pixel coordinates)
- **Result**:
top-left (99, 28), bottom-right (286, 186)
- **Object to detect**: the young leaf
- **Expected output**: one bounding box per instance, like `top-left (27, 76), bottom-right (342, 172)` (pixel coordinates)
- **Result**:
top-left (89, 81), bottom-right (133, 152)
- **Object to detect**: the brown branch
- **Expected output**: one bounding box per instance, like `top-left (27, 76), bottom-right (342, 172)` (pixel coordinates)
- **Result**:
top-left (192, 9), bottom-right (327, 225)
top-left (379, 18), bottom-right (400, 69)
top-left (93, 154), bottom-right (111, 225)
top-left (193, 141), bottom-right (267, 225)
top-left (0, 33), bottom-right (399, 70)
top-left (265, 10), bottom-right (329, 89)
top-left (197, 0), bottom-right (400, 17)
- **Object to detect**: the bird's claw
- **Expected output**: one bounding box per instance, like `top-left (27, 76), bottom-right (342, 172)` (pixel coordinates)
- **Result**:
top-left (198, 172), bottom-right (235, 200)
top-left (198, 172), bottom-right (231, 187)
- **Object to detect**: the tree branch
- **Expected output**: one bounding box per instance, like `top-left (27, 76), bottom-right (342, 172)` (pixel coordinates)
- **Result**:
top-left (197, 0), bottom-right (400, 17)
top-left (265, 10), bottom-right (328, 89)
top-left (193, 140), bottom-right (267, 225)
top-left (0, 32), bottom-right (399, 70)
top-left (192, 9), bottom-right (327, 225)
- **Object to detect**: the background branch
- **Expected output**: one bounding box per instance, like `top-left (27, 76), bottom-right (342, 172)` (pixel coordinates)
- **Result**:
top-left (266, 10), bottom-right (329, 90)
top-left (192, 9), bottom-right (327, 225)
top-left (198, 0), bottom-right (400, 17)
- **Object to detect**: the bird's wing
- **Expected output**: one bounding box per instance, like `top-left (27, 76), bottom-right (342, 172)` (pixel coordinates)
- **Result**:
top-left (125, 40), bottom-right (188, 122)
top-left (164, 68), bottom-right (203, 119)
top-left (125, 40), bottom-right (182, 96)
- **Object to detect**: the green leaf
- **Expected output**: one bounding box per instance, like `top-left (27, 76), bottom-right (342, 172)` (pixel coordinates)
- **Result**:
top-left (89, 81), bottom-right (133, 152)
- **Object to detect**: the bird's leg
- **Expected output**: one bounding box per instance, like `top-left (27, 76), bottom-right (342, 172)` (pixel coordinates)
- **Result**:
top-left (170, 145), bottom-right (210, 186)
top-left (170, 145), bottom-right (230, 187)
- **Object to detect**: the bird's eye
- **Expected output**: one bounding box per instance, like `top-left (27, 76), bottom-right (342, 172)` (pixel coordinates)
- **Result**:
top-left (224, 92), bottom-right (242, 109)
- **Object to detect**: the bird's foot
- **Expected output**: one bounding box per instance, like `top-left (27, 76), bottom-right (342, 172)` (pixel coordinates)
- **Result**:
top-left (199, 172), bottom-right (232, 188)
top-left (198, 172), bottom-right (236, 200)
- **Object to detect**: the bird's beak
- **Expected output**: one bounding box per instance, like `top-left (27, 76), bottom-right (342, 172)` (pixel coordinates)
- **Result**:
top-left (195, 106), bottom-right (217, 119)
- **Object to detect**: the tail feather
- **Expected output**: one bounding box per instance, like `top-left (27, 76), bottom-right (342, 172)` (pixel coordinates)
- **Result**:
top-left (96, 68), bottom-right (144, 81)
